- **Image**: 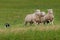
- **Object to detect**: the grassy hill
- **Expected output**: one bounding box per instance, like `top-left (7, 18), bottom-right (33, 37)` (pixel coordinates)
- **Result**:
top-left (0, 0), bottom-right (60, 40)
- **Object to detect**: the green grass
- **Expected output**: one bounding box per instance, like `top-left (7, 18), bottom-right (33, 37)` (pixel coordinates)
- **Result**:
top-left (0, 27), bottom-right (60, 40)
top-left (0, 0), bottom-right (60, 40)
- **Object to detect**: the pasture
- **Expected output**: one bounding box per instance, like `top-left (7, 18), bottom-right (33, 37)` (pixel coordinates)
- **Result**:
top-left (0, 0), bottom-right (60, 40)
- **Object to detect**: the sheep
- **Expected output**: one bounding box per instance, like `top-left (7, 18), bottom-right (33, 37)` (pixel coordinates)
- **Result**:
top-left (37, 11), bottom-right (46, 24)
top-left (24, 14), bottom-right (34, 25)
top-left (24, 9), bottom-right (41, 25)
top-left (43, 9), bottom-right (54, 24)
top-left (24, 14), bottom-right (40, 25)
top-left (37, 9), bottom-right (54, 25)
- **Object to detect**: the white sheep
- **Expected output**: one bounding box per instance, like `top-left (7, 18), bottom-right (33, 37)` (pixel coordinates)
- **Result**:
top-left (24, 14), bottom-right (34, 25)
top-left (37, 11), bottom-right (46, 24)
top-left (43, 9), bottom-right (54, 24)
top-left (24, 9), bottom-right (41, 25)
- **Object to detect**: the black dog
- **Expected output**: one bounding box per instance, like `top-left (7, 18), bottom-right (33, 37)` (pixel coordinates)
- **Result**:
top-left (5, 23), bottom-right (10, 28)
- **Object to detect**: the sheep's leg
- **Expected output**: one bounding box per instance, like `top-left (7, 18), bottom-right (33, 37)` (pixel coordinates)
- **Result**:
top-left (49, 20), bottom-right (54, 25)
top-left (34, 21), bottom-right (37, 24)
top-left (49, 21), bottom-right (51, 24)
top-left (43, 21), bottom-right (48, 24)
top-left (38, 22), bottom-right (40, 24)
top-left (30, 22), bottom-right (33, 25)
top-left (49, 21), bottom-right (53, 25)
top-left (43, 21), bottom-right (46, 24)
top-left (35, 21), bottom-right (40, 24)
top-left (51, 20), bottom-right (54, 25)
top-left (33, 20), bottom-right (37, 25)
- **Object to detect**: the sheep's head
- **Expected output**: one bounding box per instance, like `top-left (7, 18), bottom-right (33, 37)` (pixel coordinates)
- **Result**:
top-left (36, 9), bottom-right (40, 12)
top-left (48, 9), bottom-right (53, 14)
top-left (35, 9), bottom-right (40, 14)
top-left (40, 12), bottom-right (46, 17)
top-left (34, 9), bottom-right (41, 16)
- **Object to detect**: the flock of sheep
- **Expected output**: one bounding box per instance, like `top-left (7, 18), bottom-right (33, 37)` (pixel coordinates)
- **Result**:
top-left (4, 9), bottom-right (54, 27)
top-left (24, 9), bottom-right (54, 25)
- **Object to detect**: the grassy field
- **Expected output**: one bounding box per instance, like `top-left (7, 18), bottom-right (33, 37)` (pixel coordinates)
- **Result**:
top-left (0, 0), bottom-right (60, 40)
